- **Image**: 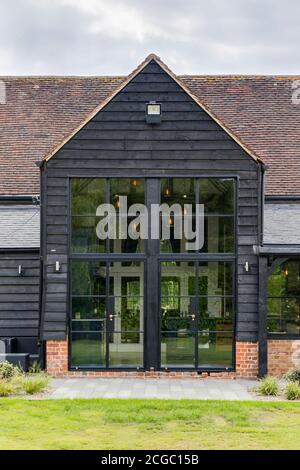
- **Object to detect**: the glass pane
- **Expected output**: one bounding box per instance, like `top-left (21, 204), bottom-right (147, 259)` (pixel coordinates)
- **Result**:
top-left (200, 178), bottom-right (234, 214)
top-left (198, 297), bottom-right (233, 329)
top-left (198, 331), bottom-right (233, 368)
top-left (71, 216), bottom-right (106, 253)
top-left (108, 261), bottom-right (144, 368)
top-left (160, 178), bottom-right (195, 253)
top-left (268, 261), bottom-right (300, 297)
top-left (161, 297), bottom-right (195, 331)
top-left (160, 225), bottom-right (184, 253)
top-left (109, 332), bottom-right (144, 367)
top-left (201, 216), bottom-right (234, 253)
top-left (113, 297), bottom-right (143, 332)
top-left (110, 178), bottom-right (145, 253)
top-left (71, 261), bottom-right (106, 296)
top-left (161, 332), bottom-right (195, 368)
top-left (111, 234), bottom-right (145, 254)
top-left (72, 297), bottom-right (106, 320)
top-left (71, 178), bottom-right (106, 215)
top-left (198, 261), bottom-right (233, 296)
top-left (161, 178), bottom-right (195, 206)
top-left (268, 261), bottom-right (300, 336)
top-left (72, 320), bottom-right (103, 332)
top-left (267, 298), bottom-right (300, 335)
top-left (109, 261), bottom-right (144, 297)
top-left (161, 261), bottom-right (196, 297)
top-left (71, 332), bottom-right (106, 367)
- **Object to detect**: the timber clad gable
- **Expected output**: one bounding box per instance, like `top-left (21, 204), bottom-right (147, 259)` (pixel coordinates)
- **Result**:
top-left (42, 59), bottom-right (260, 342)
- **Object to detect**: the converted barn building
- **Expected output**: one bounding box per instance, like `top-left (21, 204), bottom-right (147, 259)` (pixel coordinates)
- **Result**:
top-left (0, 54), bottom-right (299, 377)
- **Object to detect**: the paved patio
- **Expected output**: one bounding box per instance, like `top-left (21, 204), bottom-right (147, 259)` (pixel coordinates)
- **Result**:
top-left (49, 378), bottom-right (255, 400)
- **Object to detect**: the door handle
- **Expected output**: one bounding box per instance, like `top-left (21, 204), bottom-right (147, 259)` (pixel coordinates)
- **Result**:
top-left (107, 296), bottom-right (115, 324)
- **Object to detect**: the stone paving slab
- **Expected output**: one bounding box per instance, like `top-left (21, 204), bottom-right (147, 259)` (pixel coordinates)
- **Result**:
top-left (48, 378), bottom-right (255, 400)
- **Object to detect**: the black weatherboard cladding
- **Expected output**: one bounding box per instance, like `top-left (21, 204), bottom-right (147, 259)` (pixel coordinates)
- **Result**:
top-left (0, 252), bottom-right (40, 338)
top-left (43, 60), bottom-right (260, 342)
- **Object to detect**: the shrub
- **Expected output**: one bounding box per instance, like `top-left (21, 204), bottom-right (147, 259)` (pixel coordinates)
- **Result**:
top-left (285, 382), bottom-right (300, 400)
top-left (28, 361), bottom-right (42, 374)
top-left (285, 367), bottom-right (300, 384)
top-left (17, 374), bottom-right (49, 395)
top-left (256, 376), bottom-right (279, 396)
top-left (0, 361), bottom-right (20, 380)
top-left (0, 379), bottom-right (15, 397)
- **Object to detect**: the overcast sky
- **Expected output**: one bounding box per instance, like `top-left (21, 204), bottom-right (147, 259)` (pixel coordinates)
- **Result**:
top-left (0, 0), bottom-right (299, 75)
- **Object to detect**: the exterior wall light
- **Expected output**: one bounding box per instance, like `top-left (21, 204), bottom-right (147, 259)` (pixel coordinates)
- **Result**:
top-left (145, 101), bottom-right (162, 124)
top-left (18, 265), bottom-right (24, 276)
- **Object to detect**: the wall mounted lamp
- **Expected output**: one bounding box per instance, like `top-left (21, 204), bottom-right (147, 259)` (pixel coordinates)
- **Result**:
top-left (55, 261), bottom-right (61, 272)
top-left (145, 101), bottom-right (162, 124)
top-left (18, 265), bottom-right (24, 276)
top-left (244, 261), bottom-right (249, 273)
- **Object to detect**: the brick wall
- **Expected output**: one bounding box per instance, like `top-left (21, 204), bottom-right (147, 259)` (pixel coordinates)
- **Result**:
top-left (235, 341), bottom-right (258, 378)
top-left (46, 340), bottom-right (68, 376)
top-left (46, 339), bottom-right (259, 379)
top-left (268, 339), bottom-right (300, 377)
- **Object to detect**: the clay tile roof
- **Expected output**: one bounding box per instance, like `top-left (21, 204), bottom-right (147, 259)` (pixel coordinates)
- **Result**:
top-left (181, 75), bottom-right (300, 196)
top-left (0, 70), bottom-right (299, 196)
top-left (0, 76), bottom-right (125, 196)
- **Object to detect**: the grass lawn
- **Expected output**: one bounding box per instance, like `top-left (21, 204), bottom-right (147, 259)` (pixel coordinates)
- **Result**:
top-left (0, 399), bottom-right (300, 450)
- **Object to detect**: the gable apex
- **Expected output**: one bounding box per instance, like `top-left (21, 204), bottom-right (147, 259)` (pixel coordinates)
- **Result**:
top-left (44, 54), bottom-right (261, 164)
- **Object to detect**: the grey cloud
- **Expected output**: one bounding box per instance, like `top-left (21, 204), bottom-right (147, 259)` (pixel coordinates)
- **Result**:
top-left (0, 0), bottom-right (299, 75)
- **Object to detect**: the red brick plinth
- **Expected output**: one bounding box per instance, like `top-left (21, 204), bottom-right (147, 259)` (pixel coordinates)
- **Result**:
top-left (235, 341), bottom-right (258, 378)
top-left (46, 340), bottom-right (68, 377)
top-left (46, 340), bottom-right (259, 379)
top-left (268, 340), bottom-right (300, 377)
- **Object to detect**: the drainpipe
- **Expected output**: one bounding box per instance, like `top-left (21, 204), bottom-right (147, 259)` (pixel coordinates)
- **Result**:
top-left (257, 161), bottom-right (268, 378)
top-left (259, 162), bottom-right (268, 247)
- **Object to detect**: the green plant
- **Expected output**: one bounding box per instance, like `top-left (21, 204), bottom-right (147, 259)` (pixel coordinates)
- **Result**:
top-left (285, 381), bottom-right (300, 401)
top-left (285, 367), bottom-right (300, 384)
top-left (0, 361), bottom-right (20, 380)
top-left (0, 379), bottom-right (15, 397)
top-left (256, 376), bottom-right (279, 396)
top-left (28, 361), bottom-right (42, 374)
top-left (17, 374), bottom-right (49, 395)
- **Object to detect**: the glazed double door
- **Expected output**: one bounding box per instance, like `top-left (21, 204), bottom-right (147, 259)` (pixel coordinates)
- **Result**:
top-left (71, 259), bottom-right (234, 371)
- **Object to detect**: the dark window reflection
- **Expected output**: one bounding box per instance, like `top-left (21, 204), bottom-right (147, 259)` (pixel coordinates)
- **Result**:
top-left (160, 261), bottom-right (234, 369)
top-left (268, 260), bottom-right (300, 336)
top-left (71, 178), bottom-right (145, 254)
top-left (160, 178), bottom-right (195, 254)
top-left (71, 260), bottom-right (145, 368)
top-left (160, 178), bottom-right (235, 254)
top-left (71, 177), bottom-right (235, 255)
top-left (110, 179), bottom-right (145, 253)
top-left (200, 178), bottom-right (234, 214)
top-left (71, 178), bottom-right (106, 215)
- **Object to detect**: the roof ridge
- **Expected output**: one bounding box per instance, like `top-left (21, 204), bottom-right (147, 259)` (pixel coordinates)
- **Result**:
top-left (1, 74), bottom-right (299, 80)
top-left (0, 75), bottom-right (126, 80)
top-left (180, 74), bottom-right (300, 79)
